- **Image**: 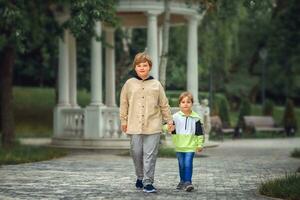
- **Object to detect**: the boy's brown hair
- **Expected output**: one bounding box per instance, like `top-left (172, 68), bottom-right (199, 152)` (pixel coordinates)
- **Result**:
top-left (133, 52), bottom-right (152, 69)
top-left (178, 91), bottom-right (194, 105)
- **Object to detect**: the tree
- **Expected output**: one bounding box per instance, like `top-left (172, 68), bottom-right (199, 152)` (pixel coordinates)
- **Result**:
top-left (266, 0), bottom-right (300, 100)
top-left (0, 0), bottom-right (116, 148)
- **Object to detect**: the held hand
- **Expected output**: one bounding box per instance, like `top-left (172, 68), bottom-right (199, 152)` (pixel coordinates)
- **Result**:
top-left (167, 121), bottom-right (175, 133)
top-left (121, 125), bottom-right (127, 133)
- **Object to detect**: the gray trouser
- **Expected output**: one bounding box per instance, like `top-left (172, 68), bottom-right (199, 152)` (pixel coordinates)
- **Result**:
top-left (130, 133), bottom-right (160, 186)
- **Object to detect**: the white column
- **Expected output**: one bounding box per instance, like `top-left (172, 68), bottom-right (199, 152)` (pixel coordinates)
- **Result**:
top-left (187, 15), bottom-right (199, 106)
top-left (53, 9), bottom-right (71, 138)
top-left (105, 27), bottom-right (116, 107)
top-left (146, 11), bottom-right (160, 79)
top-left (158, 26), bottom-right (163, 65)
top-left (84, 21), bottom-right (104, 139)
top-left (90, 21), bottom-right (103, 106)
top-left (58, 29), bottom-right (70, 106)
top-left (69, 33), bottom-right (78, 107)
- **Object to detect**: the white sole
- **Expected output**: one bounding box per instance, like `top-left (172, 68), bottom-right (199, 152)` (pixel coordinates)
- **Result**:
top-left (143, 189), bottom-right (157, 193)
top-left (185, 185), bottom-right (194, 192)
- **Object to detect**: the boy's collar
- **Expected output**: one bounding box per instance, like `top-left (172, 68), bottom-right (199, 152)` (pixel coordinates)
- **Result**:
top-left (129, 70), bottom-right (154, 81)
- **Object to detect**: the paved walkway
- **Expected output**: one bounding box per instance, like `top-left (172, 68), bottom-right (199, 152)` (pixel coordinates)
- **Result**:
top-left (0, 138), bottom-right (299, 200)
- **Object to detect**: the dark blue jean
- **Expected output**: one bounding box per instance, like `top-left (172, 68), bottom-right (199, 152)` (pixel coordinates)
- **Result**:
top-left (176, 152), bottom-right (195, 183)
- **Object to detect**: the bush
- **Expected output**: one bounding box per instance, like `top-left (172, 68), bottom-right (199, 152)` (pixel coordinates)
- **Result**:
top-left (219, 96), bottom-right (231, 128)
top-left (282, 99), bottom-right (298, 136)
top-left (262, 99), bottom-right (274, 116)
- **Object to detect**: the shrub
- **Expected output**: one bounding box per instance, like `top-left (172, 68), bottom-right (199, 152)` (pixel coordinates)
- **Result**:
top-left (282, 99), bottom-right (298, 136)
top-left (262, 99), bottom-right (274, 116)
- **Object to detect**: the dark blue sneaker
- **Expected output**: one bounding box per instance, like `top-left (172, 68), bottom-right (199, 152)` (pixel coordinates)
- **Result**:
top-left (135, 179), bottom-right (143, 189)
top-left (184, 182), bottom-right (194, 192)
top-left (143, 184), bottom-right (157, 193)
top-left (176, 181), bottom-right (184, 190)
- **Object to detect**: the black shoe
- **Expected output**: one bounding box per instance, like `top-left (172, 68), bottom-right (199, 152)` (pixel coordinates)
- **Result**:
top-left (143, 184), bottom-right (157, 193)
top-left (135, 179), bottom-right (143, 189)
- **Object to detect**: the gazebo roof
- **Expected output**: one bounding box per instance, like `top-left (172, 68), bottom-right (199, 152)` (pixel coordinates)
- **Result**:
top-left (116, 0), bottom-right (202, 28)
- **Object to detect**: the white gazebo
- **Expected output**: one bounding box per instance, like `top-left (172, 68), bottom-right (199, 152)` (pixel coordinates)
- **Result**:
top-left (51, 0), bottom-right (205, 149)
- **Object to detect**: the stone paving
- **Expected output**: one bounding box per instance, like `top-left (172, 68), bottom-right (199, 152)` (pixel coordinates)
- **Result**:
top-left (0, 138), bottom-right (299, 200)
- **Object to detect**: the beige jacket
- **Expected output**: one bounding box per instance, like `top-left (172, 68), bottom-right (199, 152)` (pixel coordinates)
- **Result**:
top-left (119, 77), bottom-right (172, 134)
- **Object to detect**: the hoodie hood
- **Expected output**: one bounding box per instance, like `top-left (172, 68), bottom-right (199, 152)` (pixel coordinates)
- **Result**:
top-left (178, 110), bottom-right (201, 120)
top-left (128, 70), bottom-right (154, 81)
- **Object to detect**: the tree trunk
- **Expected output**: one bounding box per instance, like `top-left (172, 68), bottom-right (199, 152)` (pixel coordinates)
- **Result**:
top-left (0, 45), bottom-right (16, 148)
top-left (159, 0), bottom-right (170, 89)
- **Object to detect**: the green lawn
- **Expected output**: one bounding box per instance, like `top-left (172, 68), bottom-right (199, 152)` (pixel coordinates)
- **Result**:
top-left (12, 87), bottom-right (300, 138)
top-left (13, 86), bottom-right (90, 138)
top-left (0, 144), bottom-right (68, 165)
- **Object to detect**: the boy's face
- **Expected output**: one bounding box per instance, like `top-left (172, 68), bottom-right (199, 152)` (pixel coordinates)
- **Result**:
top-left (179, 96), bottom-right (193, 114)
top-left (135, 61), bottom-right (151, 80)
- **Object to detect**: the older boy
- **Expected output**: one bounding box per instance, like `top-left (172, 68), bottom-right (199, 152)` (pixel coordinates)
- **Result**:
top-left (119, 52), bottom-right (173, 193)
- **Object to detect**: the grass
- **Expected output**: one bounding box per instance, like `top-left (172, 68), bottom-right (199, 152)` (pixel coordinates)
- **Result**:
top-left (259, 149), bottom-right (300, 199)
top-left (259, 173), bottom-right (300, 200)
top-left (13, 86), bottom-right (90, 138)
top-left (0, 144), bottom-right (68, 165)
top-left (158, 147), bottom-right (177, 157)
top-left (14, 87), bottom-right (54, 137)
top-left (119, 146), bottom-right (177, 158)
top-left (290, 149), bottom-right (300, 173)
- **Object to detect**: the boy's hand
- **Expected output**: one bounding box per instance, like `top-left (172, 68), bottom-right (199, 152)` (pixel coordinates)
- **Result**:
top-left (121, 125), bottom-right (127, 133)
top-left (167, 121), bottom-right (175, 133)
top-left (196, 147), bottom-right (203, 153)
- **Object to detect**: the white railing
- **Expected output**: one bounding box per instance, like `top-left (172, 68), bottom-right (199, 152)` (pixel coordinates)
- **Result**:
top-left (102, 107), bottom-right (127, 139)
top-left (171, 107), bottom-right (180, 114)
top-left (61, 108), bottom-right (84, 138)
top-left (59, 106), bottom-right (180, 139)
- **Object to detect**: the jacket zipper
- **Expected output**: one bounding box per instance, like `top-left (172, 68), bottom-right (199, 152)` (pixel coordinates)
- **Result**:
top-left (185, 117), bottom-right (188, 130)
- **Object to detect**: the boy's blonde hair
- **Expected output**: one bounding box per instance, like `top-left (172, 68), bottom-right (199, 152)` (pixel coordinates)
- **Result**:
top-left (133, 52), bottom-right (152, 69)
top-left (178, 91), bottom-right (194, 105)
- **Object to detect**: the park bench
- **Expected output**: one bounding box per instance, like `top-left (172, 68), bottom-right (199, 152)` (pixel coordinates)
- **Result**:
top-left (210, 115), bottom-right (235, 134)
top-left (243, 116), bottom-right (284, 133)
